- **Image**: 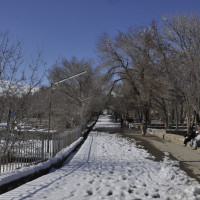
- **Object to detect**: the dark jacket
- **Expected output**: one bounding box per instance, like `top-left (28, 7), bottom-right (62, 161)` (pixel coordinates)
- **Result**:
top-left (185, 128), bottom-right (196, 139)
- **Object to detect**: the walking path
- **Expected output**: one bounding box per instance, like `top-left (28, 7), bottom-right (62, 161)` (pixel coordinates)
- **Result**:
top-left (123, 129), bottom-right (200, 182)
top-left (1, 115), bottom-right (200, 200)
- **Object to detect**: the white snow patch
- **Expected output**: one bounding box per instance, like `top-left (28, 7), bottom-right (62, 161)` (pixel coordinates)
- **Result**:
top-left (94, 115), bottom-right (120, 128)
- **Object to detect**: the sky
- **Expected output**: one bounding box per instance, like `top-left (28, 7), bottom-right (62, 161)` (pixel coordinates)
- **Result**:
top-left (1, 115), bottom-right (200, 199)
top-left (0, 0), bottom-right (200, 85)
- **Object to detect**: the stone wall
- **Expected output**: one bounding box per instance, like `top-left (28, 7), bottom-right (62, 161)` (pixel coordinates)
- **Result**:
top-left (148, 128), bottom-right (185, 146)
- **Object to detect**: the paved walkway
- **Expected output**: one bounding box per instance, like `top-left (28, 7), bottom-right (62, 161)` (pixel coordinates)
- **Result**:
top-left (122, 128), bottom-right (200, 182)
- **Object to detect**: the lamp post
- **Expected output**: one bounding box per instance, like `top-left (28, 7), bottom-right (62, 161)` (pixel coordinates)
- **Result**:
top-left (47, 71), bottom-right (87, 154)
top-left (79, 95), bottom-right (95, 130)
top-left (63, 92), bottom-right (95, 128)
top-left (80, 95), bottom-right (95, 102)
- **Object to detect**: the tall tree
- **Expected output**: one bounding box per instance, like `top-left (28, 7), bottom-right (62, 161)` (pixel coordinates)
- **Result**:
top-left (48, 57), bottom-right (103, 129)
top-left (0, 31), bottom-right (46, 132)
top-left (163, 13), bottom-right (200, 128)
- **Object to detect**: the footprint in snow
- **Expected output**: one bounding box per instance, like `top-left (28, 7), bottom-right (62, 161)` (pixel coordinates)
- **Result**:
top-left (122, 175), bottom-right (127, 180)
top-left (145, 192), bottom-right (149, 196)
top-left (152, 193), bottom-right (160, 198)
top-left (107, 190), bottom-right (113, 196)
top-left (89, 179), bottom-right (94, 184)
top-left (128, 188), bottom-right (134, 193)
top-left (87, 190), bottom-right (93, 195)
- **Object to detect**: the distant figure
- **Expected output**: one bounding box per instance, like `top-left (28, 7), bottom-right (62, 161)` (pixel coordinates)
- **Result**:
top-left (120, 117), bottom-right (124, 129)
top-left (128, 116), bottom-right (133, 129)
top-left (184, 125), bottom-right (196, 146)
top-left (190, 130), bottom-right (200, 150)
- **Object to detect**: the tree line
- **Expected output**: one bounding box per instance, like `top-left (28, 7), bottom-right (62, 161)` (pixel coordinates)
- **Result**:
top-left (97, 13), bottom-right (200, 130)
top-left (1, 13), bottom-right (200, 132)
top-left (0, 32), bottom-right (107, 131)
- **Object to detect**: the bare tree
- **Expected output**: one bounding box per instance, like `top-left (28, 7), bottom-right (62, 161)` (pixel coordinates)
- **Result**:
top-left (0, 32), bottom-right (46, 132)
top-left (48, 57), bottom-right (103, 130)
top-left (163, 13), bottom-right (200, 129)
top-left (97, 23), bottom-right (169, 128)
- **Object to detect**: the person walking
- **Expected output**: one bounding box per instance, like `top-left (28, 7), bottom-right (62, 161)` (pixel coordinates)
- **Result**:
top-left (120, 116), bottom-right (124, 129)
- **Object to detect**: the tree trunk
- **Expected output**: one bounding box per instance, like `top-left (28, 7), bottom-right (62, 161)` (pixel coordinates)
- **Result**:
top-left (175, 103), bottom-right (179, 130)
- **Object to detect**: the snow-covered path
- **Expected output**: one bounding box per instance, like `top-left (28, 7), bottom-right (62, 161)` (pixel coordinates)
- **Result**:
top-left (1, 115), bottom-right (200, 199)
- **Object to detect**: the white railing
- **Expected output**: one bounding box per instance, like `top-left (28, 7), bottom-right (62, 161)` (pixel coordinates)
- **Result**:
top-left (0, 123), bottom-right (87, 174)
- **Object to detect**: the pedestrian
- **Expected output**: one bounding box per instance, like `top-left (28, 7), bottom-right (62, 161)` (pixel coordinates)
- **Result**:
top-left (120, 117), bottom-right (124, 129)
top-left (128, 115), bottom-right (133, 129)
top-left (190, 130), bottom-right (200, 150)
top-left (184, 125), bottom-right (196, 146)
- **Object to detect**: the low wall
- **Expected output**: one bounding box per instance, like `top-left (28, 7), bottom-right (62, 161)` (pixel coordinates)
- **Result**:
top-left (148, 128), bottom-right (185, 146)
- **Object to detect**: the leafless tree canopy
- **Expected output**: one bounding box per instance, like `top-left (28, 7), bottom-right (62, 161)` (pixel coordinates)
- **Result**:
top-left (97, 13), bottom-right (200, 129)
top-left (1, 13), bottom-right (200, 132)
top-left (47, 57), bottom-right (105, 130)
top-left (0, 32), bottom-right (46, 133)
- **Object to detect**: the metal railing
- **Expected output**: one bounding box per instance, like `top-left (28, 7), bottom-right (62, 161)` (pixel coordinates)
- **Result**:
top-left (0, 123), bottom-right (87, 174)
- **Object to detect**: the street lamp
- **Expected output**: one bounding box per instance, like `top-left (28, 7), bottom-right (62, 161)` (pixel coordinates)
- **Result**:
top-left (64, 92), bottom-right (95, 124)
top-left (80, 95), bottom-right (95, 102)
top-left (79, 95), bottom-right (95, 127)
top-left (47, 71), bottom-right (87, 154)
top-left (53, 71), bottom-right (87, 85)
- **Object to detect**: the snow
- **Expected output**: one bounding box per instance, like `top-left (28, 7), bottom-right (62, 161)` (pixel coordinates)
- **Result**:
top-left (1, 115), bottom-right (200, 199)
top-left (94, 115), bottom-right (120, 128)
top-left (0, 137), bottom-right (84, 187)
top-left (0, 80), bottom-right (39, 97)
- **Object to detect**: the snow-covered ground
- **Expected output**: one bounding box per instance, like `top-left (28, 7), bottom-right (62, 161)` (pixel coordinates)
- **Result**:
top-left (94, 115), bottom-right (120, 128)
top-left (1, 115), bottom-right (200, 199)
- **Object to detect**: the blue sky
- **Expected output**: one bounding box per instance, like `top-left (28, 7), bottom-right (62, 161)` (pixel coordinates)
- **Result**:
top-left (0, 0), bottom-right (200, 85)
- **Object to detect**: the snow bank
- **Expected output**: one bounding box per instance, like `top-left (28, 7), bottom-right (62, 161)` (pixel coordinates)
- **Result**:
top-left (0, 137), bottom-right (84, 187)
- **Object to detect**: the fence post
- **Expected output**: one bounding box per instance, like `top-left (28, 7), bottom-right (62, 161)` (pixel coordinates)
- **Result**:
top-left (41, 133), bottom-right (44, 161)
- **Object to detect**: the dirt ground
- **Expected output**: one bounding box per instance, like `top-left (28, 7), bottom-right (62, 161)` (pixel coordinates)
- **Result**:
top-left (120, 128), bottom-right (200, 183)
